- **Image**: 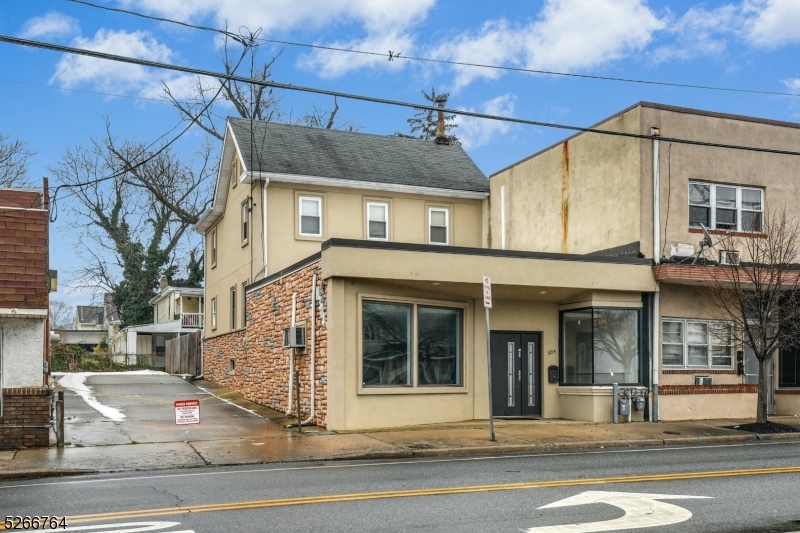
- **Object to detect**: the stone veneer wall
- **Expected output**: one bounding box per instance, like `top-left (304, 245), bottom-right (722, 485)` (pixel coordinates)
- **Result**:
top-left (203, 261), bottom-right (328, 427)
top-left (0, 387), bottom-right (51, 450)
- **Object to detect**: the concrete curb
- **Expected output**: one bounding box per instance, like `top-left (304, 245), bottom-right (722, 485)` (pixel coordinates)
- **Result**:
top-left (0, 469), bottom-right (95, 481)
top-left (1, 433), bottom-right (798, 481)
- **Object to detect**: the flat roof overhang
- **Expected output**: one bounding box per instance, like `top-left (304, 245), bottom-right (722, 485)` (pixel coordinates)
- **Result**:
top-left (315, 239), bottom-right (657, 300)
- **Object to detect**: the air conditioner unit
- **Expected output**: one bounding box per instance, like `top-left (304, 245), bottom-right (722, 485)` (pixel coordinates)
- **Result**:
top-left (670, 243), bottom-right (695, 258)
top-left (720, 250), bottom-right (740, 265)
top-left (283, 326), bottom-right (306, 349)
top-left (694, 375), bottom-right (712, 386)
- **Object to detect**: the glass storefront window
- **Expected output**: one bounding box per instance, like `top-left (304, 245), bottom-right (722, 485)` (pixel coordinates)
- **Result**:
top-left (561, 308), bottom-right (641, 385)
top-left (362, 301), bottom-right (412, 386)
top-left (418, 306), bottom-right (462, 386)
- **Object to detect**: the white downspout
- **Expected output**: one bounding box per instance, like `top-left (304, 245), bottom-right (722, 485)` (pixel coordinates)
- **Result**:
top-left (652, 129), bottom-right (661, 264)
top-left (652, 292), bottom-right (660, 422)
top-left (287, 292), bottom-right (296, 416)
top-left (500, 185), bottom-right (506, 250)
top-left (651, 128), bottom-right (661, 422)
top-left (261, 181), bottom-right (268, 277)
top-left (299, 271), bottom-right (317, 426)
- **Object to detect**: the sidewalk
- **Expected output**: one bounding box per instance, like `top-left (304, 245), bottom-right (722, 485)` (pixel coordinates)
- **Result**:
top-left (1, 378), bottom-right (799, 480)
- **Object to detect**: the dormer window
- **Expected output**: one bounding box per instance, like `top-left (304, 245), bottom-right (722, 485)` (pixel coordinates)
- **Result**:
top-left (299, 196), bottom-right (322, 237)
top-left (367, 202), bottom-right (389, 241)
top-left (428, 207), bottom-right (449, 245)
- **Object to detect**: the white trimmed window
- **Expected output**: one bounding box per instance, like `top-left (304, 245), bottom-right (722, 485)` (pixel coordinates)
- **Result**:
top-left (230, 286), bottom-right (237, 330)
top-left (241, 200), bottom-right (249, 244)
top-left (211, 228), bottom-right (217, 267)
top-left (299, 196), bottom-right (322, 237)
top-left (428, 207), bottom-right (449, 245)
top-left (367, 202), bottom-right (389, 241)
top-left (689, 182), bottom-right (763, 232)
top-left (211, 297), bottom-right (217, 330)
top-left (662, 319), bottom-right (733, 368)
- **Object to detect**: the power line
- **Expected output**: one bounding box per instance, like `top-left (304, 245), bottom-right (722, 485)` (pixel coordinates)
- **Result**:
top-left (4, 33), bottom-right (800, 159)
top-left (67, 0), bottom-right (800, 99)
top-left (0, 76), bottom-right (166, 103)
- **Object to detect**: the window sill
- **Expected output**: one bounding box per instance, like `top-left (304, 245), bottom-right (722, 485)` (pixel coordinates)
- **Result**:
top-left (241, 240), bottom-right (249, 248)
top-left (662, 368), bottom-right (736, 374)
top-left (296, 234), bottom-right (325, 242)
top-left (688, 227), bottom-right (766, 239)
top-left (358, 386), bottom-right (468, 395)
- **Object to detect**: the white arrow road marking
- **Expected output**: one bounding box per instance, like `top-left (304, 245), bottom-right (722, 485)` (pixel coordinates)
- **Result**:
top-left (56, 522), bottom-right (193, 532)
top-left (522, 491), bottom-right (712, 533)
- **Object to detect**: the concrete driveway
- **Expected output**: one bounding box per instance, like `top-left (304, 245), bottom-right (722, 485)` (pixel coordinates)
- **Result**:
top-left (57, 371), bottom-right (289, 447)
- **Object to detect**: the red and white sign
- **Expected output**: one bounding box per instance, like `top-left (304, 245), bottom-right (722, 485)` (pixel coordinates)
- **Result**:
top-left (174, 399), bottom-right (200, 425)
top-left (483, 275), bottom-right (492, 309)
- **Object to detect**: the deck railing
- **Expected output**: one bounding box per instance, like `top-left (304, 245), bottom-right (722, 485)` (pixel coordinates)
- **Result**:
top-left (181, 313), bottom-right (204, 328)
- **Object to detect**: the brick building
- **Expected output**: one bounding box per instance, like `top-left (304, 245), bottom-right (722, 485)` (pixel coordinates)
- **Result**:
top-left (0, 183), bottom-right (52, 450)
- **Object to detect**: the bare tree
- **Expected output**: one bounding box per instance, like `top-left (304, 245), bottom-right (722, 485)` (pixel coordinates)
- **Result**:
top-left (162, 31), bottom-right (354, 140)
top-left (49, 300), bottom-right (74, 329)
top-left (49, 128), bottom-right (213, 327)
top-left (0, 132), bottom-right (36, 188)
top-left (705, 207), bottom-right (800, 424)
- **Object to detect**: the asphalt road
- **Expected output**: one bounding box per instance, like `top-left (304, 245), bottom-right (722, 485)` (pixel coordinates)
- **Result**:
top-left (2, 440), bottom-right (800, 533)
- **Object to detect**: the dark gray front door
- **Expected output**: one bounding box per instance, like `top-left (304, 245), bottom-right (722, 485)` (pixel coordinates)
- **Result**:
top-left (490, 332), bottom-right (541, 417)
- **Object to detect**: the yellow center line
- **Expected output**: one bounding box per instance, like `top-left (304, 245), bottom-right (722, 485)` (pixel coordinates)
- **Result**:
top-left (4, 465), bottom-right (797, 528)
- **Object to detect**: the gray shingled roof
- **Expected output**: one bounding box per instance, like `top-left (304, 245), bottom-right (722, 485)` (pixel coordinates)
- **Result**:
top-left (228, 119), bottom-right (489, 193)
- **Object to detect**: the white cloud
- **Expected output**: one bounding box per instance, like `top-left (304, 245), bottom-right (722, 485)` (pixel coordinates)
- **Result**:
top-left (651, 5), bottom-right (741, 62)
top-left (783, 78), bottom-right (800, 92)
top-left (456, 94), bottom-right (516, 150)
top-left (51, 29), bottom-right (176, 94)
top-left (119, 0), bottom-right (435, 35)
top-left (297, 32), bottom-right (414, 78)
top-left (745, 0), bottom-right (800, 47)
top-left (20, 11), bottom-right (80, 39)
top-left (432, 0), bottom-right (666, 89)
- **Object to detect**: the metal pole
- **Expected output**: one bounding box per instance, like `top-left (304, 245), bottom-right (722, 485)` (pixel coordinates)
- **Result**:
top-left (612, 383), bottom-right (619, 424)
top-left (295, 371), bottom-right (302, 433)
top-left (485, 307), bottom-right (495, 441)
top-left (56, 391), bottom-right (65, 447)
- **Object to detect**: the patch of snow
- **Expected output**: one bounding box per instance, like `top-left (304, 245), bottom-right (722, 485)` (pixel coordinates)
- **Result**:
top-left (57, 373), bottom-right (126, 421)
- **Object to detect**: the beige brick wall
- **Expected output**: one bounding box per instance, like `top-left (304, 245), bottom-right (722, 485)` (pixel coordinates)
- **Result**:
top-left (203, 261), bottom-right (328, 427)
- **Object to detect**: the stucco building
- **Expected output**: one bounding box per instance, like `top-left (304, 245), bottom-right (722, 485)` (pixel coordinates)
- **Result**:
top-left (491, 101), bottom-right (800, 421)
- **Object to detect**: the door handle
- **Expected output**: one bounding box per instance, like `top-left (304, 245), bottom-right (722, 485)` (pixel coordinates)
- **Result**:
top-left (518, 370), bottom-right (521, 381)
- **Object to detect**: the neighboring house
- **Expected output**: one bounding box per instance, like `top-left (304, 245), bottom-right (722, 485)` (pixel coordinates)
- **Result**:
top-left (74, 305), bottom-right (104, 330)
top-left (195, 119), bottom-right (656, 431)
top-left (491, 101), bottom-right (800, 421)
top-left (108, 276), bottom-right (202, 364)
top-left (0, 184), bottom-right (53, 450)
top-left (53, 295), bottom-right (121, 351)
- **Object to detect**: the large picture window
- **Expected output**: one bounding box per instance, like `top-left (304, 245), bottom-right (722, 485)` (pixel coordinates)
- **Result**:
top-left (561, 308), bottom-right (641, 385)
top-left (362, 299), bottom-right (463, 388)
top-left (689, 182), bottom-right (763, 232)
top-left (661, 319), bottom-right (733, 368)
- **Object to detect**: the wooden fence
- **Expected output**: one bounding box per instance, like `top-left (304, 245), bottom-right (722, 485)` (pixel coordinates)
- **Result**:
top-left (165, 331), bottom-right (201, 376)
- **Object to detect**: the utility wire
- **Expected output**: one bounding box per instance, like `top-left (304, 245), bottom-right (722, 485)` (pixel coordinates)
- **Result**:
top-left (4, 34), bottom-right (800, 159)
top-left (67, 0), bottom-right (800, 99)
top-left (0, 76), bottom-right (166, 103)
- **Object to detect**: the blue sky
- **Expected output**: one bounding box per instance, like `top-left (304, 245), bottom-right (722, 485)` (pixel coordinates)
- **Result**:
top-left (2, 0), bottom-right (800, 309)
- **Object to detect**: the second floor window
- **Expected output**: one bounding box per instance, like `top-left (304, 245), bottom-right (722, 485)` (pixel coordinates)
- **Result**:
top-left (299, 196), bottom-right (322, 237)
top-left (211, 297), bottom-right (217, 330)
top-left (429, 207), bottom-right (449, 245)
top-left (689, 182), bottom-right (763, 232)
top-left (211, 228), bottom-right (217, 267)
top-left (367, 202), bottom-right (388, 241)
top-left (241, 201), bottom-right (249, 244)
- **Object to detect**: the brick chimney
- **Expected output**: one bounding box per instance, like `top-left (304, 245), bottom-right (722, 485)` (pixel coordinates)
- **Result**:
top-left (434, 94), bottom-right (449, 145)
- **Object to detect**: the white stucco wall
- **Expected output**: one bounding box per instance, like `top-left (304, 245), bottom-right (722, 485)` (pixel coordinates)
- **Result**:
top-left (1, 317), bottom-right (45, 388)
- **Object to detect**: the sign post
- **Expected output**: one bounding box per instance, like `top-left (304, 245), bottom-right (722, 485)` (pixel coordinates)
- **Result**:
top-left (174, 399), bottom-right (201, 425)
top-left (483, 275), bottom-right (495, 442)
